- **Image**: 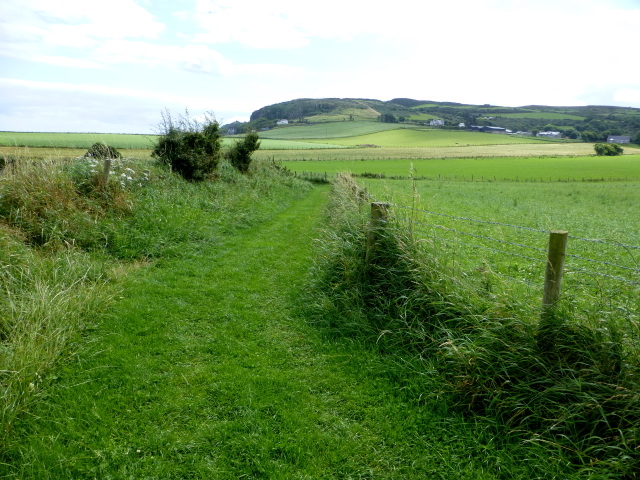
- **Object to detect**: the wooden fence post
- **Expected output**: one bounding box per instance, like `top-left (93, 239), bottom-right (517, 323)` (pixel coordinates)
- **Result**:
top-left (542, 230), bottom-right (568, 318)
top-left (366, 202), bottom-right (390, 264)
top-left (101, 158), bottom-right (112, 188)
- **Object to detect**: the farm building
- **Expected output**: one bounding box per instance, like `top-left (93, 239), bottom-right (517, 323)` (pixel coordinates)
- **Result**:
top-left (429, 119), bottom-right (445, 126)
top-left (607, 135), bottom-right (630, 144)
top-left (537, 131), bottom-right (562, 138)
top-left (468, 125), bottom-right (508, 134)
top-left (276, 119), bottom-right (289, 125)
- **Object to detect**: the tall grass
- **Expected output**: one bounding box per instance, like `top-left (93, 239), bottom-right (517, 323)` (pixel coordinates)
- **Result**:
top-left (308, 173), bottom-right (640, 478)
top-left (0, 227), bottom-right (113, 444)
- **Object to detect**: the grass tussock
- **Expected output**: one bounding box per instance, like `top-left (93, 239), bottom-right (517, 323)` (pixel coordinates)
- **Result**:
top-left (0, 227), bottom-right (113, 443)
top-left (308, 173), bottom-right (640, 478)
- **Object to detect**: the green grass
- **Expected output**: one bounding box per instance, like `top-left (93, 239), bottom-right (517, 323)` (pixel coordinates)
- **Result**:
top-left (307, 174), bottom-right (640, 477)
top-left (258, 121), bottom-right (402, 139)
top-left (497, 112), bottom-right (586, 120)
top-left (407, 113), bottom-right (439, 121)
top-left (254, 138), bottom-right (348, 149)
top-left (1, 177), bottom-right (581, 479)
top-left (0, 132), bottom-right (159, 149)
top-left (304, 128), bottom-right (551, 148)
top-left (283, 154), bottom-right (640, 181)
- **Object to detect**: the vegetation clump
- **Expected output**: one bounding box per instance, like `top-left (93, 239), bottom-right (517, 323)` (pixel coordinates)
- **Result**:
top-left (226, 132), bottom-right (261, 173)
top-left (84, 142), bottom-right (121, 159)
top-left (594, 142), bottom-right (624, 156)
top-left (152, 110), bottom-right (221, 181)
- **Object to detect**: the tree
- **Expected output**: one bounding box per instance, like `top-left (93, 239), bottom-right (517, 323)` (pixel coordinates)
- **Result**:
top-left (226, 132), bottom-right (261, 173)
top-left (152, 109), bottom-right (222, 181)
top-left (594, 143), bottom-right (623, 156)
top-left (580, 130), bottom-right (599, 142)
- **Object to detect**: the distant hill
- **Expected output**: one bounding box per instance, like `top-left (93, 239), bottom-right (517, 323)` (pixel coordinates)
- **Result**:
top-left (222, 98), bottom-right (640, 143)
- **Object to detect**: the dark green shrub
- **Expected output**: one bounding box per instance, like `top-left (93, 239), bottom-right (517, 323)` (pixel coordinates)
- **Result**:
top-left (226, 132), bottom-right (261, 173)
top-left (594, 143), bottom-right (624, 156)
top-left (152, 110), bottom-right (221, 181)
top-left (84, 142), bottom-right (121, 159)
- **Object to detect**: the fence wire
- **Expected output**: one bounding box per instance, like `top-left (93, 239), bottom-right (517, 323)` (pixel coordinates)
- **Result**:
top-left (383, 201), bottom-right (640, 289)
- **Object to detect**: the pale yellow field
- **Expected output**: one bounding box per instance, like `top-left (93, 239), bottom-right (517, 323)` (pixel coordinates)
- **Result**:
top-left (255, 142), bottom-right (640, 161)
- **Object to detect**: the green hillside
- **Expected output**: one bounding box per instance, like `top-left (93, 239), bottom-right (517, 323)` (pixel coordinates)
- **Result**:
top-left (224, 97), bottom-right (640, 143)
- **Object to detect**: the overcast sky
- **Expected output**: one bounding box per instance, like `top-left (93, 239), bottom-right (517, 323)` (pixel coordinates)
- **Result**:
top-left (1, 0), bottom-right (640, 133)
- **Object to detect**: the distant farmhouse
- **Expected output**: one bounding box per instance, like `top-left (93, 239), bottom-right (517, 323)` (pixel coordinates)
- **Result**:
top-left (607, 135), bottom-right (630, 144)
top-left (429, 119), bottom-right (445, 126)
top-left (537, 131), bottom-right (562, 139)
top-left (468, 125), bottom-right (509, 134)
top-left (276, 119), bottom-right (289, 125)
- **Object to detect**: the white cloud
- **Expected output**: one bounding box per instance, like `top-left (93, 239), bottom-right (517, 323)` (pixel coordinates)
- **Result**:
top-left (614, 89), bottom-right (640, 105)
top-left (2, 0), bottom-right (165, 44)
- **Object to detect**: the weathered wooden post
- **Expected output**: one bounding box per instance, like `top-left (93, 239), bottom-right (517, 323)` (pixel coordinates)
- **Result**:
top-left (541, 230), bottom-right (568, 318)
top-left (100, 158), bottom-right (112, 188)
top-left (366, 202), bottom-right (390, 264)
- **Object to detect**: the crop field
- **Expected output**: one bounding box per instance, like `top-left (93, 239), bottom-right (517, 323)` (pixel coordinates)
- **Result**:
top-left (254, 142), bottom-right (624, 162)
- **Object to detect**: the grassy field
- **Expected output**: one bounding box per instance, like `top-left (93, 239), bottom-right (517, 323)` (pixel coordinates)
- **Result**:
top-left (282, 154), bottom-right (640, 181)
top-left (0, 132), bottom-right (159, 149)
top-left (303, 128), bottom-right (558, 148)
top-left (311, 174), bottom-right (640, 477)
top-left (497, 112), bottom-right (585, 120)
top-left (257, 121), bottom-right (402, 139)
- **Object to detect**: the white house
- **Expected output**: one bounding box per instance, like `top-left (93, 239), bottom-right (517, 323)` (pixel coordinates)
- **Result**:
top-left (429, 119), bottom-right (445, 126)
top-left (276, 119), bottom-right (289, 125)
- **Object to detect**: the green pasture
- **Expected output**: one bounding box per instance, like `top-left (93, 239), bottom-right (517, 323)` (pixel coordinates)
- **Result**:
top-left (407, 113), bottom-right (438, 121)
top-left (0, 134), bottom-right (348, 153)
top-left (305, 128), bottom-right (550, 148)
top-left (361, 177), bottom-right (640, 306)
top-left (304, 107), bottom-right (381, 123)
top-left (258, 121), bottom-right (401, 140)
top-left (365, 179), bottom-right (640, 241)
top-left (496, 112), bottom-right (585, 120)
top-left (284, 154), bottom-right (640, 181)
top-left (0, 132), bottom-right (159, 149)
top-left (257, 139), bottom-right (348, 149)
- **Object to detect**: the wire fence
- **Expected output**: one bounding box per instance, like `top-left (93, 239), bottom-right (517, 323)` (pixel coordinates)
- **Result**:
top-left (371, 200), bottom-right (640, 309)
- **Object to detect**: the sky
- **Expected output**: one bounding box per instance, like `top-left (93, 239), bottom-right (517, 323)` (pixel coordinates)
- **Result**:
top-left (1, 0), bottom-right (640, 134)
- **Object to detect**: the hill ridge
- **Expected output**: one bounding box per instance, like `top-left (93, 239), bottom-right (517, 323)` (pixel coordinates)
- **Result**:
top-left (224, 97), bottom-right (639, 142)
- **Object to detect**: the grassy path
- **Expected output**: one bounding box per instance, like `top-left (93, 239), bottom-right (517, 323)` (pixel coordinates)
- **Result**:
top-left (5, 187), bottom-right (560, 479)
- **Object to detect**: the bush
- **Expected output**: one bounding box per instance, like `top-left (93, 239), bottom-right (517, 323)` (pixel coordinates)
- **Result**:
top-left (226, 132), bottom-right (261, 173)
top-left (152, 110), bottom-right (221, 181)
top-left (84, 142), bottom-right (121, 159)
top-left (594, 143), bottom-right (624, 156)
